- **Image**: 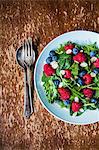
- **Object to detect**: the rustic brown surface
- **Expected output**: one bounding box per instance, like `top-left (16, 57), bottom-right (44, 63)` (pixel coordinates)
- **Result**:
top-left (0, 0), bottom-right (99, 149)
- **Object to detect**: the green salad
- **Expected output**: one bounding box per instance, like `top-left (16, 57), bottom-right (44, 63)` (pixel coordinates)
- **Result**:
top-left (41, 41), bottom-right (99, 116)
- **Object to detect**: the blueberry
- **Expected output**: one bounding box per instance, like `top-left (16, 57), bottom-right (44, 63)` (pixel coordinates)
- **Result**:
top-left (77, 78), bottom-right (84, 85)
top-left (90, 98), bottom-right (97, 103)
top-left (63, 99), bottom-right (70, 106)
top-left (53, 79), bottom-right (60, 86)
top-left (73, 48), bottom-right (79, 55)
top-left (46, 57), bottom-right (52, 64)
top-left (52, 55), bottom-right (58, 61)
top-left (49, 50), bottom-right (56, 57)
top-left (93, 68), bottom-right (99, 74)
top-left (79, 71), bottom-right (87, 77)
top-left (90, 51), bottom-right (96, 57)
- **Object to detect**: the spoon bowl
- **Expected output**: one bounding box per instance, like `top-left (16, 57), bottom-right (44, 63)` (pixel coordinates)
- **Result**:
top-left (16, 46), bottom-right (25, 68)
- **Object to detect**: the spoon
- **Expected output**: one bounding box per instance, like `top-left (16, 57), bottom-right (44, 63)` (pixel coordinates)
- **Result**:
top-left (16, 41), bottom-right (35, 118)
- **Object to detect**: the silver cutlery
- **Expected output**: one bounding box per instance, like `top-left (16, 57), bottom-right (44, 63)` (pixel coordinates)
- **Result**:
top-left (23, 38), bottom-right (35, 117)
top-left (16, 38), bottom-right (35, 118)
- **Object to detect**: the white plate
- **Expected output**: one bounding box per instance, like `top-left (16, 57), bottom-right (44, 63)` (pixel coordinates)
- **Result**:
top-left (34, 30), bottom-right (99, 125)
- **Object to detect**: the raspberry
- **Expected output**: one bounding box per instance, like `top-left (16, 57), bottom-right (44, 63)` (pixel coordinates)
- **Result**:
top-left (73, 52), bottom-right (86, 63)
top-left (64, 44), bottom-right (74, 51)
top-left (72, 101), bottom-right (82, 112)
top-left (83, 88), bottom-right (93, 98)
top-left (44, 64), bottom-right (55, 76)
top-left (64, 70), bottom-right (71, 79)
top-left (83, 74), bottom-right (92, 85)
top-left (58, 88), bottom-right (71, 100)
top-left (93, 58), bottom-right (99, 68)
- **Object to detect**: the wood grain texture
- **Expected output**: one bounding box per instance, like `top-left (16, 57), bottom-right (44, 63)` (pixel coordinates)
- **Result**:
top-left (0, 0), bottom-right (99, 149)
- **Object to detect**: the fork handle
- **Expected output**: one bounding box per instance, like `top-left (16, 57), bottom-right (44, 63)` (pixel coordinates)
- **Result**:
top-left (24, 69), bottom-right (32, 118)
top-left (27, 68), bottom-right (33, 113)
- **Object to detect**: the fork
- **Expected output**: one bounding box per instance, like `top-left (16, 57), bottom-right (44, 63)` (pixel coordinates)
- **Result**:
top-left (23, 38), bottom-right (35, 118)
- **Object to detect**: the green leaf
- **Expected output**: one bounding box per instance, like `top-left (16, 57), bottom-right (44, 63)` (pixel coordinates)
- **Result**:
top-left (96, 102), bottom-right (99, 109)
top-left (94, 76), bottom-right (99, 87)
top-left (70, 95), bottom-right (75, 102)
top-left (84, 103), bottom-right (96, 108)
top-left (82, 42), bottom-right (99, 55)
top-left (73, 91), bottom-right (83, 98)
top-left (56, 44), bottom-right (64, 54)
top-left (79, 83), bottom-right (95, 91)
top-left (95, 89), bottom-right (99, 98)
top-left (58, 51), bottom-right (71, 59)
top-left (56, 41), bottom-right (73, 55)
top-left (74, 43), bottom-right (82, 49)
top-left (70, 108), bottom-right (74, 116)
top-left (83, 106), bottom-right (87, 111)
top-left (41, 72), bottom-right (51, 82)
top-left (96, 53), bottom-right (99, 58)
top-left (42, 75), bottom-right (59, 103)
top-left (84, 66), bottom-right (89, 72)
top-left (87, 106), bottom-right (97, 110)
top-left (77, 111), bottom-right (84, 116)
top-left (58, 52), bottom-right (71, 70)
top-left (58, 59), bottom-right (65, 69)
top-left (56, 68), bottom-right (60, 75)
top-left (63, 59), bottom-right (71, 69)
top-left (52, 74), bottom-right (61, 81)
top-left (70, 63), bottom-right (79, 76)
top-left (58, 101), bottom-right (66, 108)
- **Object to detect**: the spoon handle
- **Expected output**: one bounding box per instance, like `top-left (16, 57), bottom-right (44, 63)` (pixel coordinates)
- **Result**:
top-left (24, 69), bottom-right (32, 118)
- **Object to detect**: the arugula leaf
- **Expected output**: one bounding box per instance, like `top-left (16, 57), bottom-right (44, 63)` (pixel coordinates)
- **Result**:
top-left (56, 44), bottom-right (64, 54)
top-left (62, 78), bottom-right (71, 84)
top-left (96, 53), bottom-right (99, 58)
top-left (58, 58), bottom-right (65, 69)
top-left (95, 89), bottom-right (99, 98)
top-left (70, 63), bottom-right (79, 76)
top-left (58, 52), bottom-right (71, 70)
top-left (58, 51), bottom-right (71, 59)
top-left (77, 111), bottom-right (84, 116)
top-left (61, 78), bottom-right (86, 101)
top-left (74, 43), bottom-right (82, 49)
top-left (83, 106), bottom-right (87, 111)
top-left (66, 41), bottom-right (73, 45)
top-left (42, 73), bottom-right (59, 103)
top-left (58, 101), bottom-right (66, 108)
top-left (82, 42), bottom-right (99, 55)
top-left (63, 59), bottom-right (71, 69)
top-left (70, 109), bottom-right (74, 116)
top-left (56, 68), bottom-right (61, 76)
top-left (84, 103), bottom-right (96, 108)
top-left (94, 76), bottom-right (99, 87)
top-left (41, 72), bottom-right (51, 82)
top-left (56, 42), bottom-right (74, 55)
top-left (87, 106), bottom-right (97, 110)
top-left (79, 83), bottom-right (95, 91)
top-left (96, 102), bottom-right (99, 109)
top-left (70, 95), bottom-right (75, 102)
top-left (84, 65), bottom-right (89, 72)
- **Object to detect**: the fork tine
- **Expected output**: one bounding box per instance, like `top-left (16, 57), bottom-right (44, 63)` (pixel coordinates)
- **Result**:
top-left (23, 42), bottom-right (25, 58)
top-left (29, 38), bottom-right (32, 56)
top-left (22, 42), bottom-right (26, 68)
top-left (24, 41), bottom-right (28, 56)
top-left (27, 39), bottom-right (30, 56)
top-left (30, 38), bottom-right (35, 62)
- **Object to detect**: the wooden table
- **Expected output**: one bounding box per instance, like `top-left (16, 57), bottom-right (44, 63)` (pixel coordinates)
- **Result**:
top-left (0, 0), bottom-right (99, 149)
